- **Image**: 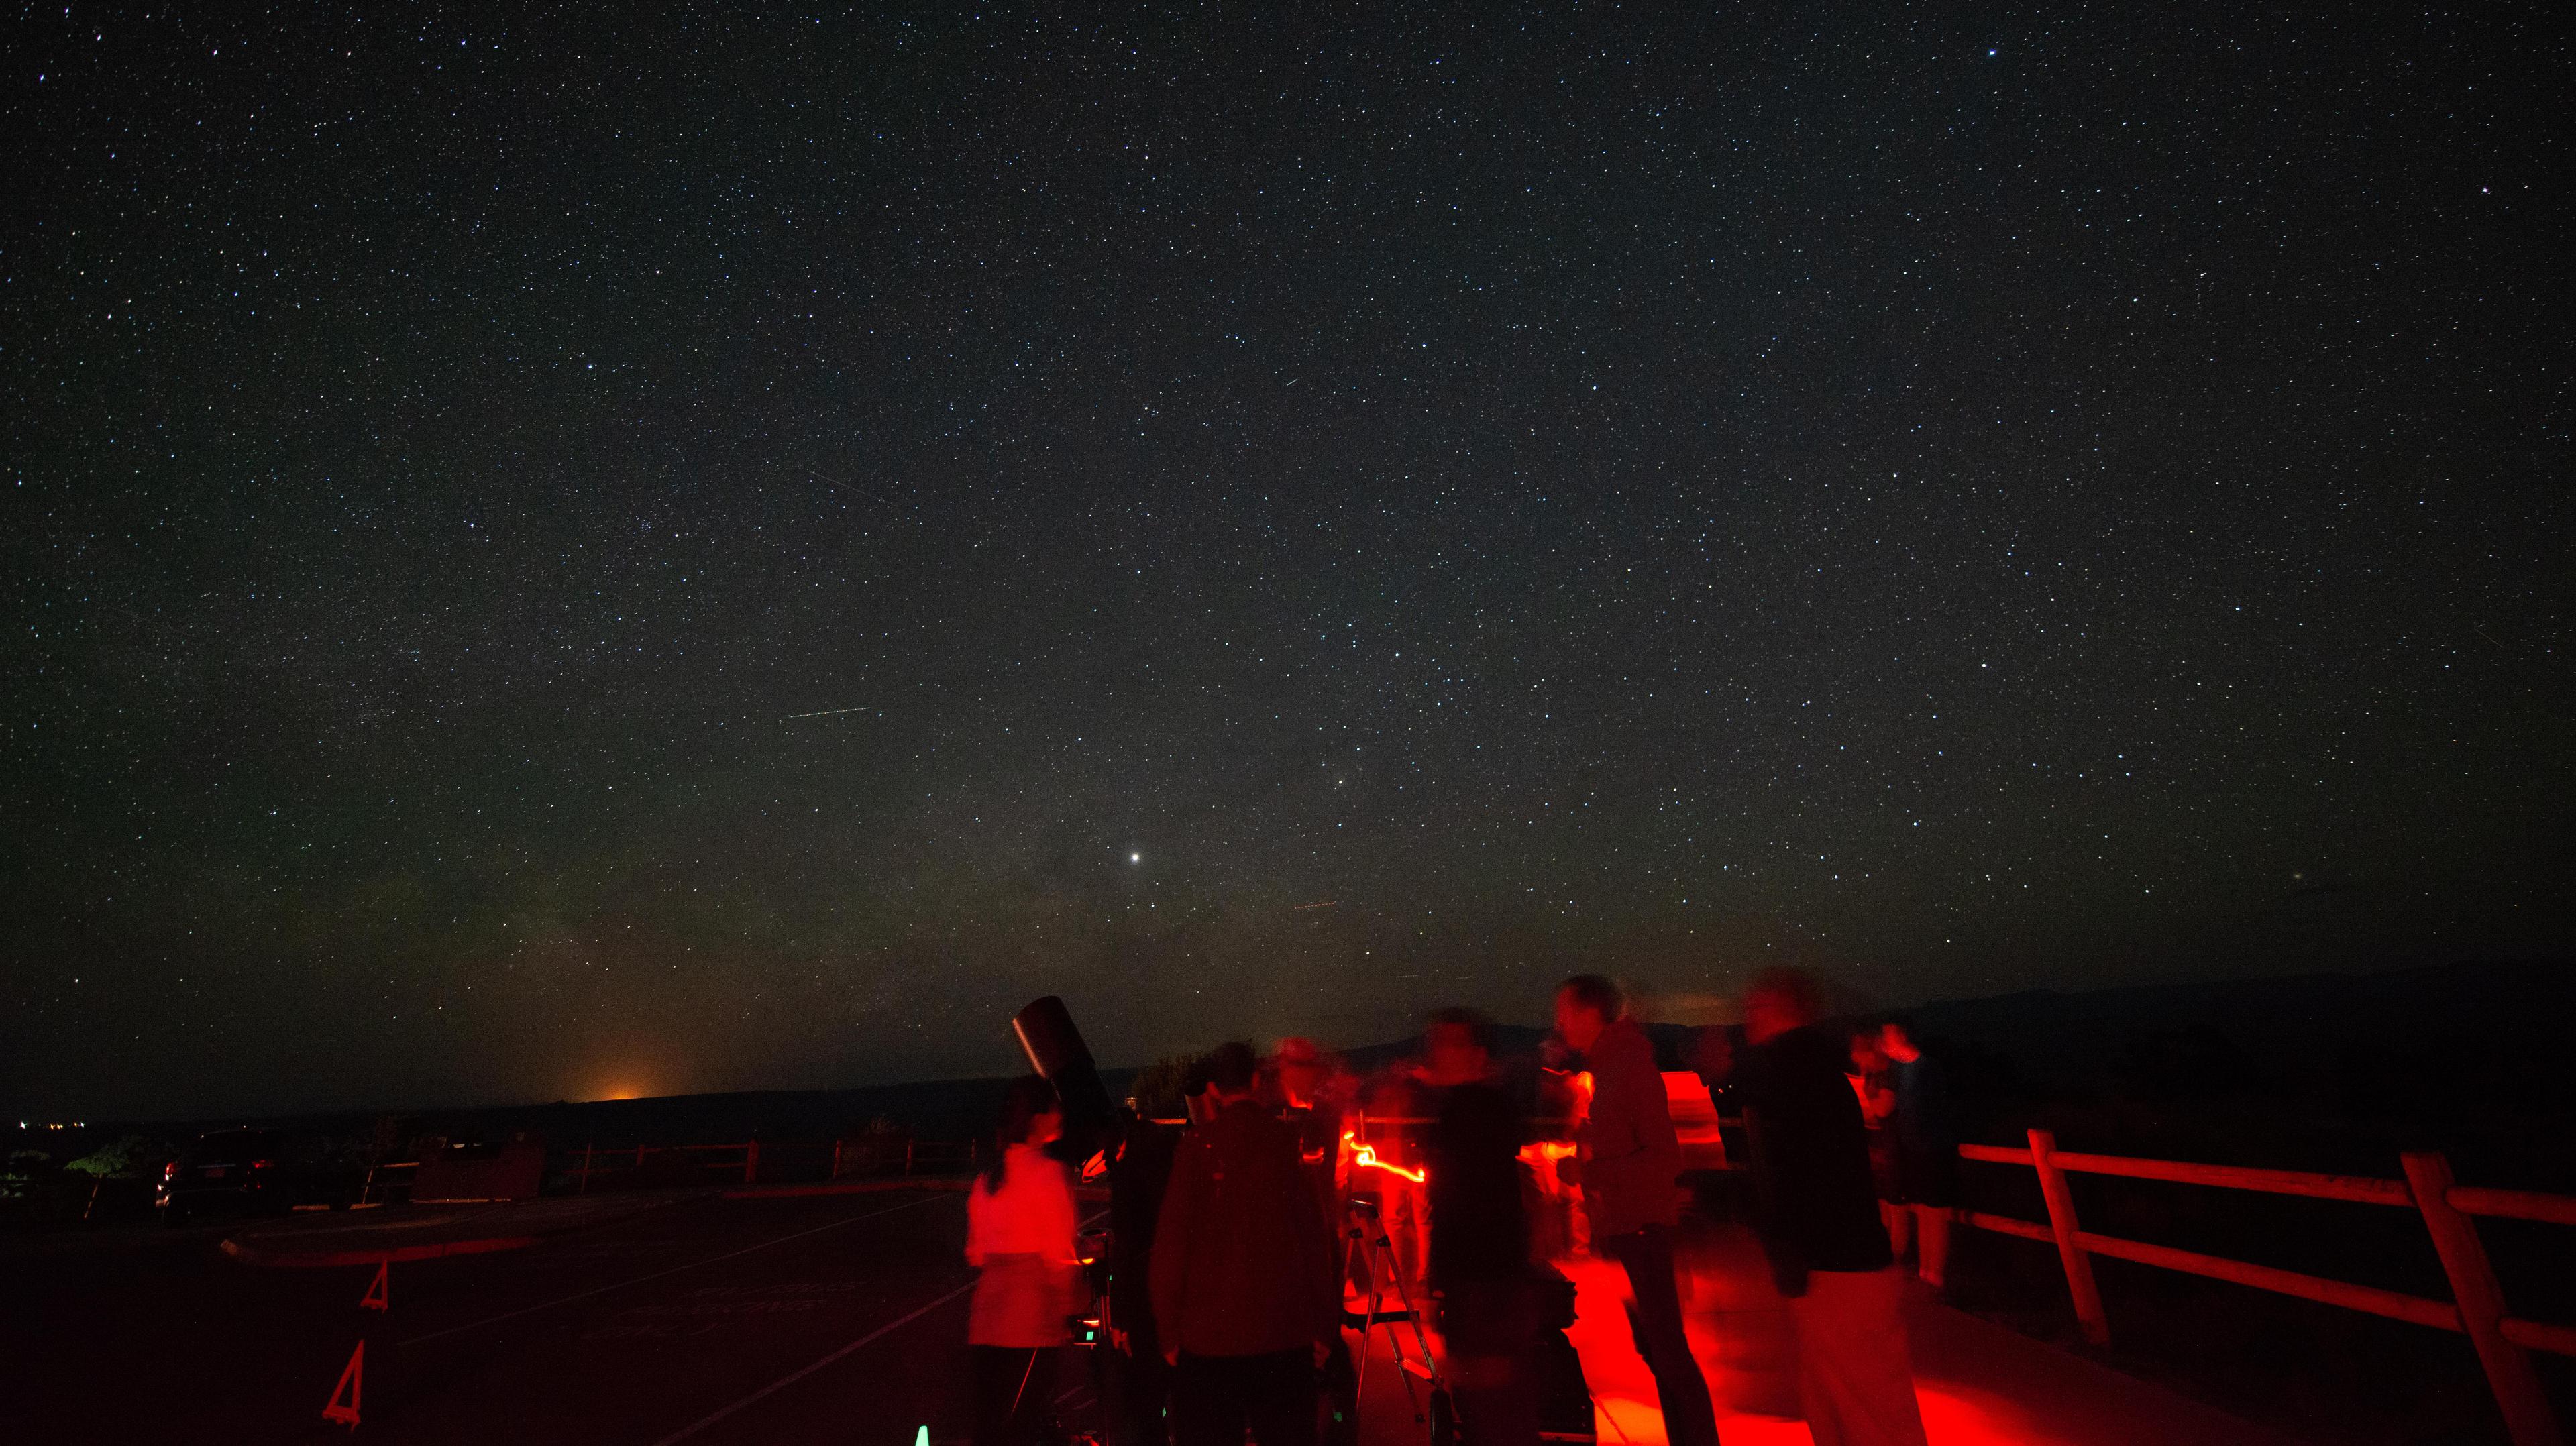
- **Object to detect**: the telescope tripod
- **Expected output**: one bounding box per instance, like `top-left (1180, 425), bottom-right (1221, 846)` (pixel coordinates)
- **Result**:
top-left (1341, 1197), bottom-right (1454, 1446)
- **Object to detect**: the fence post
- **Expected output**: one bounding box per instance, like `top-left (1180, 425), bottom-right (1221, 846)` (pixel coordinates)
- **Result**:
top-left (2029, 1129), bottom-right (2110, 1347)
top-left (744, 1139), bottom-right (760, 1186)
top-left (2403, 1152), bottom-right (2566, 1446)
top-left (578, 1145), bottom-right (592, 1195)
top-left (906, 1139), bottom-right (916, 1175)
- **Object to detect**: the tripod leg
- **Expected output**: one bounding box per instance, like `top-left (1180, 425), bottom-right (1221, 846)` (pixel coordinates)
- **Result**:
top-left (1385, 1262), bottom-right (1443, 1388)
top-left (1368, 1229), bottom-right (1428, 1423)
top-left (1352, 1223), bottom-right (1380, 1407)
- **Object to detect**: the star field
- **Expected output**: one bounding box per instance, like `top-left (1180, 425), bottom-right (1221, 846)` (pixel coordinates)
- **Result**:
top-left (3, 3), bottom-right (2567, 1118)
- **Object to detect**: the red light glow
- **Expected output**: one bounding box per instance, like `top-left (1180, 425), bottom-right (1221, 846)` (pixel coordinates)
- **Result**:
top-left (1342, 1131), bottom-right (1426, 1184)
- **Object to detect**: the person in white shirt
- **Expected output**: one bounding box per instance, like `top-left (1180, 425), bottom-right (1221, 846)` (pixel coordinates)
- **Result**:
top-left (967, 1075), bottom-right (1081, 1446)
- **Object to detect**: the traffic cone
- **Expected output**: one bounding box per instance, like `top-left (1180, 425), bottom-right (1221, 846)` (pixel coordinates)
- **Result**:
top-left (322, 1339), bottom-right (364, 1427)
top-left (360, 1259), bottom-right (390, 1312)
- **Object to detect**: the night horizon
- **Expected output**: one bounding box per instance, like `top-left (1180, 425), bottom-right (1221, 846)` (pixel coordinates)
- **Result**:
top-left (7, 4), bottom-right (2569, 1123)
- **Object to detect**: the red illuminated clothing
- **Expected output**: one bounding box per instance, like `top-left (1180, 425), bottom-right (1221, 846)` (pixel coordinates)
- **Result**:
top-left (966, 1144), bottom-right (1081, 1347)
top-left (1576, 1018), bottom-right (1684, 1238)
top-left (1786, 1266), bottom-right (1929, 1446)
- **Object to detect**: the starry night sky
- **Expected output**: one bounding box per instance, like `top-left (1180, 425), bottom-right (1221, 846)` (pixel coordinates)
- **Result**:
top-left (5, 5), bottom-right (2567, 1119)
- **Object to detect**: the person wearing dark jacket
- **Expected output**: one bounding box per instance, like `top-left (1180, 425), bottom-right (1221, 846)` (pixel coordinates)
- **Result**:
top-left (1269, 1036), bottom-right (1359, 1446)
top-left (1555, 976), bottom-right (1721, 1446)
top-left (1107, 1113), bottom-right (1181, 1446)
top-left (1737, 970), bottom-right (1927, 1446)
top-left (1152, 1041), bottom-right (1340, 1446)
top-left (1423, 1008), bottom-right (1538, 1446)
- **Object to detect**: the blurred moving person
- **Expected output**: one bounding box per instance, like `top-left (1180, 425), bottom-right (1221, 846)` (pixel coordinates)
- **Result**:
top-left (1878, 1021), bottom-right (1957, 1293)
top-left (1267, 1036), bottom-right (1354, 1258)
top-left (1267, 1036), bottom-right (1350, 1157)
top-left (1847, 1030), bottom-right (1907, 1257)
top-left (1739, 971), bottom-right (1928, 1446)
top-left (1356, 1060), bottom-right (1432, 1293)
top-left (1422, 1008), bottom-right (1538, 1446)
top-left (1526, 1038), bottom-right (1589, 1260)
top-left (1152, 1042), bottom-right (1340, 1446)
top-left (1107, 1068), bottom-right (1191, 1446)
top-left (1270, 1036), bottom-right (1360, 1446)
top-left (1554, 975), bottom-right (1722, 1446)
top-left (967, 1076), bottom-right (1084, 1446)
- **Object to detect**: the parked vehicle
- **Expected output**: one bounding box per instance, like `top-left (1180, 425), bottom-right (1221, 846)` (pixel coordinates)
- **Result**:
top-left (157, 1129), bottom-right (364, 1223)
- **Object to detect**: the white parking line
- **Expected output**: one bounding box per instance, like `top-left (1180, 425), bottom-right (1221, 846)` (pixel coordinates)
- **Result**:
top-left (641, 1207), bottom-right (1108, 1445)
top-left (400, 1192), bottom-right (950, 1347)
top-left (645, 1279), bottom-right (979, 1446)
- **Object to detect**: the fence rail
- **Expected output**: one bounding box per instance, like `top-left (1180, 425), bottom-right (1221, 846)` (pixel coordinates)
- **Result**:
top-left (1953, 1131), bottom-right (2573, 1446)
top-left (561, 1137), bottom-right (975, 1191)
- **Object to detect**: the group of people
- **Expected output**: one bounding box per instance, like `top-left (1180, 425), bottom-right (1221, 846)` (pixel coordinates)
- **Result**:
top-left (960, 968), bottom-right (1935, 1446)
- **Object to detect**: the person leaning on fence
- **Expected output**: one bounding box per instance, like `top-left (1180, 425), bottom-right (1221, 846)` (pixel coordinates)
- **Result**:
top-left (1553, 975), bottom-right (1723, 1446)
top-left (966, 1075), bottom-right (1085, 1446)
top-left (1151, 1040), bottom-right (1340, 1446)
top-left (1879, 1019), bottom-right (1957, 1294)
top-left (1847, 1029), bottom-right (1907, 1257)
top-left (1737, 970), bottom-right (1929, 1446)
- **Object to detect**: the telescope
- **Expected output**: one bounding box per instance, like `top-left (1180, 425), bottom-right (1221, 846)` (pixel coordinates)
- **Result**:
top-left (1010, 995), bottom-right (1128, 1357)
top-left (1010, 995), bottom-right (1126, 1166)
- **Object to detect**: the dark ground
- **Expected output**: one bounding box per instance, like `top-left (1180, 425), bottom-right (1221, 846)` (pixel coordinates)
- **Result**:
top-left (0, 1187), bottom-right (1086, 1445)
top-left (5, 1172), bottom-right (2568, 1444)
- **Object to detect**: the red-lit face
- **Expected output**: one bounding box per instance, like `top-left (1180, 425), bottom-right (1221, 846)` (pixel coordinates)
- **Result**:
top-left (1554, 991), bottom-right (1607, 1052)
top-left (1880, 1023), bottom-right (1920, 1062)
top-left (1030, 1108), bottom-right (1063, 1147)
top-left (1743, 990), bottom-right (1797, 1044)
top-left (1424, 1025), bottom-right (1489, 1086)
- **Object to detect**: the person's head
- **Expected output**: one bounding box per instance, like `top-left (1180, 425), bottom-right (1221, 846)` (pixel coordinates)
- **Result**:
top-left (1423, 1007), bottom-right (1496, 1087)
top-left (1201, 1041), bottom-right (1260, 1103)
top-left (1848, 1030), bottom-right (1888, 1074)
top-left (1879, 1019), bottom-right (1921, 1063)
top-left (984, 1074), bottom-right (1062, 1184)
top-left (1690, 1024), bottom-right (1737, 1085)
top-left (1554, 975), bottom-right (1623, 1052)
top-left (1742, 967), bottom-right (1823, 1044)
top-left (1273, 1036), bottom-right (1326, 1107)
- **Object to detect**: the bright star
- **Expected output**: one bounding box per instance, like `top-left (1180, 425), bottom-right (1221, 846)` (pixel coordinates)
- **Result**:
top-left (1129, 852), bottom-right (1141, 863)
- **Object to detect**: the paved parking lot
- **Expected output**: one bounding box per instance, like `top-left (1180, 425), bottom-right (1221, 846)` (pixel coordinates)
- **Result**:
top-left (4, 1188), bottom-right (1083, 1445)
top-left (3, 1186), bottom-right (2299, 1446)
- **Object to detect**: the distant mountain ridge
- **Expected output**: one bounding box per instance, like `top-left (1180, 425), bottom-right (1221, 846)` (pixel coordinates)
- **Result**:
top-left (121, 958), bottom-right (2572, 1160)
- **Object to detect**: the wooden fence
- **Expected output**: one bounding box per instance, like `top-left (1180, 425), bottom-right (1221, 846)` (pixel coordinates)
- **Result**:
top-left (1955, 1131), bottom-right (2573, 1446)
top-left (564, 1137), bottom-right (975, 1191)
